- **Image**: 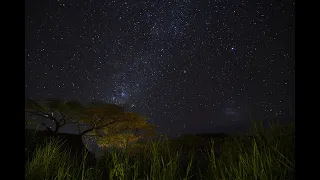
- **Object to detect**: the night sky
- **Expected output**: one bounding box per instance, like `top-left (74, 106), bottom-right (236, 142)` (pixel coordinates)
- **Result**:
top-left (25, 0), bottom-right (295, 139)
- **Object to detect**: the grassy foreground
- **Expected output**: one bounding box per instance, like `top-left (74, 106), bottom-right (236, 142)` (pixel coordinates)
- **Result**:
top-left (25, 121), bottom-right (295, 180)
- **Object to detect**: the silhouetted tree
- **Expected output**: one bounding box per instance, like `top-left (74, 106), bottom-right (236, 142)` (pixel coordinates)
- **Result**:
top-left (25, 98), bottom-right (157, 148)
top-left (25, 98), bottom-right (84, 133)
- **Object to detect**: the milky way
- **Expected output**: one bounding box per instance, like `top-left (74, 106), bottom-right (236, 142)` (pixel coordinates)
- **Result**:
top-left (26, 0), bottom-right (295, 137)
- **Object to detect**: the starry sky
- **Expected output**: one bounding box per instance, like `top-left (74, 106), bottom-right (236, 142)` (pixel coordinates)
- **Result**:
top-left (25, 0), bottom-right (295, 137)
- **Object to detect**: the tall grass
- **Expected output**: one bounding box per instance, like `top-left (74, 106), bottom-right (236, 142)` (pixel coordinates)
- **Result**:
top-left (205, 121), bottom-right (295, 180)
top-left (25, 138), bottom-right (101, 180)
top-left (25, 121), bottom-right (294, 180)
